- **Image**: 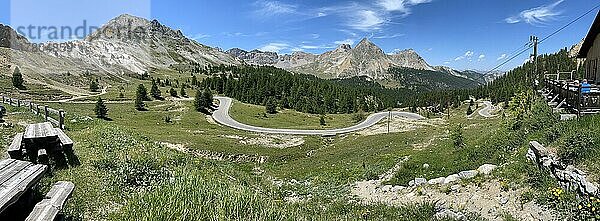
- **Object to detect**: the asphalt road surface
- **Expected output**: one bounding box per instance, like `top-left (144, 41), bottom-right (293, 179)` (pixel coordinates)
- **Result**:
top-left (478, 101), bottom-right (496, 118)
top-left (212, 96), bottom-right (425, 136)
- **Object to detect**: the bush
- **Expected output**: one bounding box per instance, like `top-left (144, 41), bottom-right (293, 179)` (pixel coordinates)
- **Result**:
top-left (352, 112), bottom-right (365, 123)
top-left (557, 133), bottom-right (595, 165)
top-left (450, 123), bottom-right (465, 148)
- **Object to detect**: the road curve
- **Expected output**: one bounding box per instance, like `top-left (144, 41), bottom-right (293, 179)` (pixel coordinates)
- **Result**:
top-left (212, 96), bottom-right (425, 136)
top-left (478, 101), bottom-right (496, 118)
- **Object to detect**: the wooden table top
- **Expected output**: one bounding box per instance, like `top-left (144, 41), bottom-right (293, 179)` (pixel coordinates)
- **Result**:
top-left (24, 122), bottom-right (57, 140)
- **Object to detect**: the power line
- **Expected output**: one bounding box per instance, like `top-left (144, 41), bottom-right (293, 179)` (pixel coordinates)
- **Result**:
top-left (485, 5), bottom-right (600, 75)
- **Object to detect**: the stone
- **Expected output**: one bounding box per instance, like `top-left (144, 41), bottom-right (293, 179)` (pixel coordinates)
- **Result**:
top-left (478, 164), bottom-right (497, 175)
top-left (423, 163), bottom-right (430, 169)
top-left (414, 178), bottom-right (427, 186)
top-left (408, 180), bottom-right (415, 186)
top-left (428, 177), bottom-right (445, 185)
top-left (458, 170), bottom-right (479, 179)
top-left (391, 186), bottom-right (404, 192)
top-left (434, 209), bottom-right (465, 220)
top-left (499, 197), bottom-right (509, 205)
top-left (451, 184), bottom-right (461, 192)
top-left (381, 185), bottom-right (392, 192)
top-left (444, 174), bottom-right (460, 184)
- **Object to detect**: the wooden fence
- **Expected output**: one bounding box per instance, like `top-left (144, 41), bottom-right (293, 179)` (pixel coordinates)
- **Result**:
top-left (1, 95), bottom-right (65, 129)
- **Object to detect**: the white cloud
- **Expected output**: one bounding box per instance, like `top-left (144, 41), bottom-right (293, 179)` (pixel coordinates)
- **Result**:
top-left (372, 33), bottom-right (404, 39)
top-left (464, 51), bottom-right (474, 57)
top-left (478, 54), bottom-right (485, 61)
top-left (317, 12), bottom-right (327, 17)
top-left (254, 0), bottom-right (297, 17)
top-left (335, 38), bottom-right (355, 45)
top-left (505, 0), bottom-right (563, 25)
top-left (497, 54), bottom-right (507, 61)
top-left (311, 34), bottom-right (320, 39)
top-left (350, 10), bottom-right (386, 31)
top-left (454, 50), bottom-right (474, 61)
top-left (377, 0), bottom-right (432, 15)
top-left (258, 43), bottom-right (290, 53)
top-left (190, 33), bottom-right (210, 40)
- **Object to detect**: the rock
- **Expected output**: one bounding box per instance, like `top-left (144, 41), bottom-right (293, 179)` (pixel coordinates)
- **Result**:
top-left (444, 174), bottom-right (460, 184)
top-left (499, 197), bottom-right (509, 205)
top-left (423, 163), bottom-right (430, 169)
top-left (391, 186), bottom-right (404, 192)
top-left (381, 185), bottom-right (392, 192)
top-left (428, 177), bottom-right (445, 185)
top-left (478, 164), bottom-right (497, 175)
top-left (409, 180), bottom-right (415, 186)
top-left (451, 184), bottom-right (461, 192)
top-left (434, 209), bottom-right (466, 220)
top-left (414, 178), bottom-right (427, 186)
top-left (458, 170), bottom-right (478, 179)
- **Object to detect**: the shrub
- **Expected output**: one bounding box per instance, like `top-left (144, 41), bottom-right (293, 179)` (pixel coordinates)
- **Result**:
top-left (450, 123), bottom-right (465, 148)
top-left (12, 67), bottom-right (24, 89)
top-left (557, 133), bottom-right (595, 165)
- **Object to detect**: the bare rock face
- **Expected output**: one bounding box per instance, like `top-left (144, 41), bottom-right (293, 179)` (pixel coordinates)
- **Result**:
top-left (228, 38), bottom-right (438, 80)
top-left (0, 24), bottom-right (31, 51)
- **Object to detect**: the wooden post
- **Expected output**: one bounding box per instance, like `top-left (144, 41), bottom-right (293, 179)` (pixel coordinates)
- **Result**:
top-left (44, 105), bottom-right (49, 121)
top-left (16, 99), bottom-right (20, 107)
top-left (29, 102), bottom-right (33, 112)
top-left (59, 109), bottom-right (65, 129)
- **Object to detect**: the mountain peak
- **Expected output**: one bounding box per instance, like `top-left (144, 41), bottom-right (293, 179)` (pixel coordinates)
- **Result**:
top-left (356, 37), bottom-right (374, 47)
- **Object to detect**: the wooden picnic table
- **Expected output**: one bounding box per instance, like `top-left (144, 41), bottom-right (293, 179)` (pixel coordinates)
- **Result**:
top-left (0, 159), bottom-right (47, 214)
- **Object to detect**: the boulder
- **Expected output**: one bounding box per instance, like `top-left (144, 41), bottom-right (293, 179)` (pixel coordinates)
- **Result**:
top-left (414, 178), bottom-right (427, 186)
top-left (444, 174), bottom-right (460, 184)
top-left (458, 170), bottom-right (478, 179)
top-left (477, 164), bottom-right (497, 175)
top-left (428, 177), bottom-right (445, 185)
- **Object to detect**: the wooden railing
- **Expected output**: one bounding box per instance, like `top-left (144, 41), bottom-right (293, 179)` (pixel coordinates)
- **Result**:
top-left (544, 79), bottom-right (600, 114)
top-left (1, 95), bottom-right (66, 129)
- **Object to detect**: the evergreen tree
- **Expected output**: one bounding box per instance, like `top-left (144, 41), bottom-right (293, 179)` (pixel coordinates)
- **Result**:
top-left (194, 89), bottom-right (207, 112)
top-left (150, 79), bottom-right (161, 99)
top-left (90, 79), bottom-right (99, 92)
top-left (319, 115), bottom-right (326, 126)
top-left (191, 75), bottom-right (198, 87)
top-left (180, 87), bottom-right (187, 97)
top-left (137, 84), bottom-right (149, 101)
top-left (265, 97), bottom-right (277, 114)
top-left (169, 88), bottom-right (178, 97)
top-left (94, 97), bottom-right (109, 119)
top-left (12, 67), bottom-right (24, 89)
top-left (135, 84), bottom-right (147, 111)
top-left (466, 105), bottom-right (474, 115)
top-left (450, 124), bottom-right (464, 148)
top-left (202, 89), bottom-right (213, 108)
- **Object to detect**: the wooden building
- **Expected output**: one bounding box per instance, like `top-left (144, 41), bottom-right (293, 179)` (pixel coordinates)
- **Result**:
top-left (578, 11), bottom-right (600, 83)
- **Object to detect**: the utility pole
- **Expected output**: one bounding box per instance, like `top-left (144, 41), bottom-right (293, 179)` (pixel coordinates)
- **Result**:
top-left (529, 36), bottom-right (539, 85)
top-left (387, 108), bottom-right (391, 133)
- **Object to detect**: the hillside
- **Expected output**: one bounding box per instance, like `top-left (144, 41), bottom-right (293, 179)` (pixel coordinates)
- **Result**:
top-left (0, 14), bottom-right (241, 96)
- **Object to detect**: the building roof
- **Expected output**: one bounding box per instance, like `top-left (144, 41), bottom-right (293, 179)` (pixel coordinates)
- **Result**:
top-left (578, 10), bottom-right (600, 58)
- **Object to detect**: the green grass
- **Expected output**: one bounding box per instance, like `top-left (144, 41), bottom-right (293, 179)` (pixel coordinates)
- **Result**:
top-left (229, 100), bottom-right (361, 130)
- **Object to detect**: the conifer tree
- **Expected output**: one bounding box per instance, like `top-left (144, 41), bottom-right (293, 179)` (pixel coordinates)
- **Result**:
top-left (150, 79), bottom-right (161, 99)
top-left (135, 84), bottom-right (147, 111)
top-left (12, 67), bottom-right (24, 89)
top-left (94, 97), bottom-right (109, 119)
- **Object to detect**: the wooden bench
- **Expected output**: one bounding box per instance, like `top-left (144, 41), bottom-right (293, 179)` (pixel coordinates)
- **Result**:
top-left (54, 128), bottom-right (73, 151)
top-left (25, 181), bottom-right (74, 221)
top-left (8, 133), bottom-right (24, 159)
top-left (0, 159), bottom-right (48, 213)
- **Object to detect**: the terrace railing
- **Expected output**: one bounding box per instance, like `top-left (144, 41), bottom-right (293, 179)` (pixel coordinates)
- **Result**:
top-left (1, 95), bottom-right (66, 129)
top-left (544, 79), bottom-right (600, 115)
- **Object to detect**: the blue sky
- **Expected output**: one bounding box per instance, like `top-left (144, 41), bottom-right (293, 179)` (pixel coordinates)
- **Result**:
top-left (0, 0), bottom-right (597, 71)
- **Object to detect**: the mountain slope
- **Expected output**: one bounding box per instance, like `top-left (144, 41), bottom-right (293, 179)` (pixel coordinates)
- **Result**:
top-left (1, 14), bottom-right (241, 95)
top-left (227, 38), bottom-right (485, 89)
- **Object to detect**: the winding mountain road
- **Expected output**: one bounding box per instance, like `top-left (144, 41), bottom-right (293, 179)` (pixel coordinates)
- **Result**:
top-left (212, 96), bottom-right (425, 136)
top-left (478, 101), bottom-right (496, 118)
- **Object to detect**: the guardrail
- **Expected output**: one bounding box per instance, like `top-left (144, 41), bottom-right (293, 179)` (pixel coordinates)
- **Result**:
top-left (1, 95), bottom-right (65, 129)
